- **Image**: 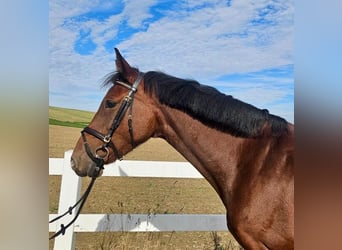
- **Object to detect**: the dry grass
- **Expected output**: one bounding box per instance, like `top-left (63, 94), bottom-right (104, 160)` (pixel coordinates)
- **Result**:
top-left (49, 124), bottom-right (241, 249)
top-left (49, 125), bottom-right (186, 161)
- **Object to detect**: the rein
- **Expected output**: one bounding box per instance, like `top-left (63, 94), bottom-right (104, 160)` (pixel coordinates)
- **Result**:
top-left (49, 177), bottom-right (96, 240)
top-left (49, 72), bottom-right (144, 240)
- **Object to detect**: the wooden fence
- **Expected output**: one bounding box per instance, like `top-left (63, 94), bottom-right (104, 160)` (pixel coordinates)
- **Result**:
top-left (49, 150), bottom-right (227, 250)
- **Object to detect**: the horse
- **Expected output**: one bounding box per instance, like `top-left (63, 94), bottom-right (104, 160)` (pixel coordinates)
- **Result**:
top-left (71, 48), bottom-right (294, 249)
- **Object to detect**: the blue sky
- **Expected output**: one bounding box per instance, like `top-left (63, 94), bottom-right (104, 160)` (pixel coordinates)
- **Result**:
top-left (49, 0), bottom-right (294, 122)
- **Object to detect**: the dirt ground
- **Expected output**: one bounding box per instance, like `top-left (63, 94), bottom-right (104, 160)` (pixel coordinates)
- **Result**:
top-left (49, 125), bottom-right (241, 249)
top-left (49, 125), bottom-right (186, 161)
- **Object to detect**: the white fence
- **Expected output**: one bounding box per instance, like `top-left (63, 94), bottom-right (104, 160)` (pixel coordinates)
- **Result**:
top-left (49, 150), bottom-right (227, 250)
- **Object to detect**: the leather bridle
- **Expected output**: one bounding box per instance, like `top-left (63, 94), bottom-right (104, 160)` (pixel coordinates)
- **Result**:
top-left (81, 72), bottom-right (144, 177)
top-left (49, 72), bottom-right (144, 240)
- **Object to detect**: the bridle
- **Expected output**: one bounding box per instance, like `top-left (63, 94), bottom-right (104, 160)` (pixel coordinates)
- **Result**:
top-left (49, 72), bottom-right (144, 240)
top-left (80, 71), bottom-right (144, 177)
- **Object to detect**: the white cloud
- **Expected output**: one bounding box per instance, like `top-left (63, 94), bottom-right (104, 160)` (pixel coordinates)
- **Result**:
top-left (117, 0), bottom-right (293, 79)
top-left (122, 0), bottom-right (158, 28)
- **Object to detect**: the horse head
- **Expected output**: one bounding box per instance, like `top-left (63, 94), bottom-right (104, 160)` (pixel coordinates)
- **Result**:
top-left (71, 49), bottom-right (158, 177)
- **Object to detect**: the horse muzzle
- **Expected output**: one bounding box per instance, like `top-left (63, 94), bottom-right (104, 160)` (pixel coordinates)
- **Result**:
top-left (70, 156), bottom-right (104, 178)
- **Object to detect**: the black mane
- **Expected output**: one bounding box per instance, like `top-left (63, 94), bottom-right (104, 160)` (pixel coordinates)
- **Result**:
top-left (102, 71), bottom-right (288, 138)
top-left (143, 71), bottom-right (288, 138)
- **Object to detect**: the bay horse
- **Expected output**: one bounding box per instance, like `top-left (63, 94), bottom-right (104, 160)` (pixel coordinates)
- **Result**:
top-left (71, 48), bottom-right (294, 249)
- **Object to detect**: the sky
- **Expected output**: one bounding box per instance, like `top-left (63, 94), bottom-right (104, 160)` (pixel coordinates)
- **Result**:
top-left (49, 0), bottom-right (294, 123)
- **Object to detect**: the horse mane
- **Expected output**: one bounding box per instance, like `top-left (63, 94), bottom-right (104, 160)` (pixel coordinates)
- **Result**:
top-left (102, 71), bottom-right (288, 138)
top-left (101, 69), bottom-right (138, 88)
top-left (143, 71), bottom-right (288, 138)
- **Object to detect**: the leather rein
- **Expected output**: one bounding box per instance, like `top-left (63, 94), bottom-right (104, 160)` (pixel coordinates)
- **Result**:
top-left (49, 72), bottom-right (144, 240)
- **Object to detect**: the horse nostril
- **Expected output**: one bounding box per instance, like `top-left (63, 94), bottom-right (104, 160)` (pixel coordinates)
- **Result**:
top-left (70, 157), bottom-right (76, 169)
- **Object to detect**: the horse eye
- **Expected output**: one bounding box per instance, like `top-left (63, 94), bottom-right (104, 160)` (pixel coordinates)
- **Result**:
top-left (105, 99), bottom-right (117, 109)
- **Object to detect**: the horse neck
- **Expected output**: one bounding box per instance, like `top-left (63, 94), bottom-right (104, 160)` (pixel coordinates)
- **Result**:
top-left (154, 105), bottom-right (246, 198)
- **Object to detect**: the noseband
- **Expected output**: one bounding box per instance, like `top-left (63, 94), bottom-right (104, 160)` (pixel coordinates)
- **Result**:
top-left (81, 72), bottom-right (144, 177)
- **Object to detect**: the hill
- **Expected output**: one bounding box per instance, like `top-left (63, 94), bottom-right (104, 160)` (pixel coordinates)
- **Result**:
top-left (49, 106), bottom-right (94, 128)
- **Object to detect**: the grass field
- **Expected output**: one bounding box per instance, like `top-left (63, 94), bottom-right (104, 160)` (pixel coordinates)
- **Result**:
top-left (49, 106), bottom-right (94, 124)
top-left (49, 106), bottom-right (241, 249)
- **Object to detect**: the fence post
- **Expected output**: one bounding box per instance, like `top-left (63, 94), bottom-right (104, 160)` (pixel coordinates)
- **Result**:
top-left (53, 150), bottom-right (82, 250)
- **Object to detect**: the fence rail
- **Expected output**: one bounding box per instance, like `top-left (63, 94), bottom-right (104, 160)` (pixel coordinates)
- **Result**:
top-left (49, 150), bottom-right (227, 250)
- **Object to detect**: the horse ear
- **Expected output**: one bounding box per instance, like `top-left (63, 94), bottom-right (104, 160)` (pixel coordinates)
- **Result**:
top-left (114, 48), bottom-right (135, 80)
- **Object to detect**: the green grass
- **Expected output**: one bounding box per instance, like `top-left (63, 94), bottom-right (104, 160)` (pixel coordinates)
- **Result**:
top-left (49, 118), bottom-right (89, 128)
top-left (49, 106), bottom-right (94, 128)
